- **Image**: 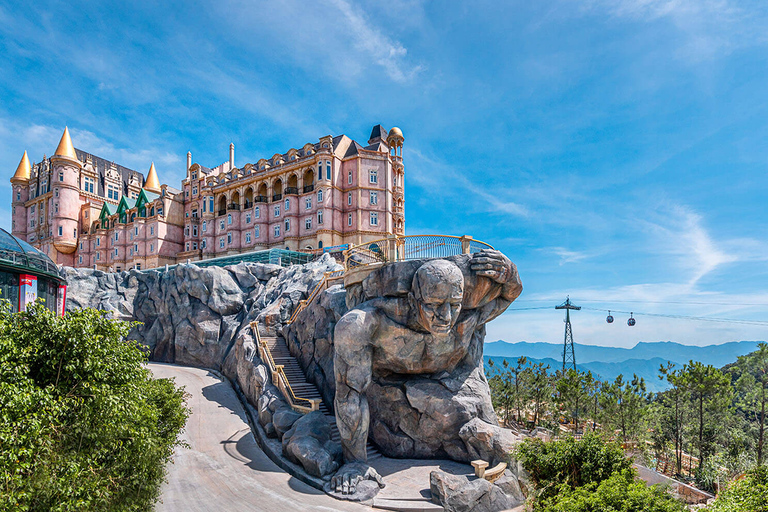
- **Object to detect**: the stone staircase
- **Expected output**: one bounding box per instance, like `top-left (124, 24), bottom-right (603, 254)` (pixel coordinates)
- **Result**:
top-left (261, 333), bottom-right (380, 460)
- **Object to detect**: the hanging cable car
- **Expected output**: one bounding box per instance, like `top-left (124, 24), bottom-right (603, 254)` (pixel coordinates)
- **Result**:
top-left (627, 313), bottom-right (636, 326)
top-left (606, 311), bottom-right (614, 323)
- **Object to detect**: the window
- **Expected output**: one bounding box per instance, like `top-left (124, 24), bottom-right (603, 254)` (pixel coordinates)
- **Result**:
top-left (192, 172), bottom-right (197, 180)
top-left (115, 232), bottom-right (119, 241)
top-left (107, 185), bottom-right (119, 200)
top-left (227, 214), bottom-right (232, 225)
top-left (54, 188), bottom-right (58, 197)
top-left (348, 192), bottom-right (352, 206)
top-left (305, 218), bottom-right (312, 230)
top-left (201, 240), bottom-right (206, 249)
top-left (78, 256), bottom-right (83, 264)
top-left (227, 233), bottom-right (232, 244)
top-left (202, 221), bottom-right (206, 232)
top-left (219, 238), bottom-right (225, 249)
top-left (370, 212), bottom-right (378, 226)
top-left (85, 211), bottom-right (88, 218)
top-left (348, 170), bottom-right (352, 184)
top-left (114, 248), bottom-right (118, 257)
top-left (150, 226), bottom-right (154, 235)
top-left (318, 210), bottom-right (323, 224)
top-left (83, 176), bottom-right (94, 193)
top-left (96, 253), bottom-right (100, 261)
top-left (150, 243), bottom-right (154, 253)
top-left (186, 243), bottom-right (190, 251)
top-left (369, 169), bottom-right (378, 184)
top-left (245, 232), bottom-right (251, 244)
top-left (284, 219), bottom-right (290, 231)
top-left (274, 205), bottom-right (280, 217)
top-left (209, 197), bottom-right (214, 212)
top-left (245, 213), bottom-right (251, 224)
top-left (370, 191), bottom-right (378, 205)
top-left (285, 199), bottom-right (290, 210)
top-left (219, 220), bottom-right (225, 230)
top-left (79, 242), bottom-right (83, 250)
top-left (255, 226), bottom-right (260, 238)
top-left (192, 225), bottom-right (198, 237)
top-left (325, 162), bottom-right (331, 181)
top-left (192, 209), bottom-right (198, 218)
top-left (135, 226), bottom-right (138, 235)
top-left (254, 207), bottom-right (260, 218)
top-left (305, 197), bottom-right (312, 210)
top-left (96, 238), bottom-right (100, 247)
top-left (134, 243), bottom-right (138, 253)
top-left (16, 190), bottom-right (20, 201)
top-left (59, 171), bottom-right (64, 182)
top-left (54, 203), bottom-right (58, 213)
top-left (157, 207), bottom-right (163, 216)
top-left (192, 186), bottom-right (197, 195)
top-left (348, 213), bottom-right (352, 226)
top-left (202, 199), bottom-right (206, 212)
top-left (186, 212), bottom-right (189, 218)
top-left (135, 263), bottom-right (141, 270)
top-left (131, 233), bottom-right (134, 241)
top-left (274, 225), bottom-right (280, 237)
top-left (318, 162), bottom-right (322, 178)
top-left (185, 226), bottom-right (189, 236)
top-left (317, 189), bottom-right (323, 202)
top-left (31, 205), bottom-right (35, 214)
top-left (319, 241), bottom-right (323, 249)
top-left (193, 242), bottom-right (197, 250)
top-left (58, 226), bottom-right (62, 236)
top-left (185, 189), bottom-right (189, 198)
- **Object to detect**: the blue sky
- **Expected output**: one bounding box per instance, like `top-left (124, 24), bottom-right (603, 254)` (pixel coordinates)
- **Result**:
top-left (1, 0), bottom-right (766, 348)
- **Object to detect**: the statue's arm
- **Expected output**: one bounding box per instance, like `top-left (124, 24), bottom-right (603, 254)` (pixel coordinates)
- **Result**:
top-left (463, 250), bottom-right (522, 313)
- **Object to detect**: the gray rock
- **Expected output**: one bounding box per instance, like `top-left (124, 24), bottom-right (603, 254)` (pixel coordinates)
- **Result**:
top-left (272, 408), bottom-right (303, 439)
top-left (430, 470), bottom-right (523, 512)
top-left (459, 418), bottom-right (519, 465)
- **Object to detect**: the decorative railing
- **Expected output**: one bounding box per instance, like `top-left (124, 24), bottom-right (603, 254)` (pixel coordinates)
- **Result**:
top-left (344, 234), bottom-right (493, 270)
top-left (227, 203), bottom-right (241, 211)
top-left (255, 195), bottom-right (268, 203)
top-left (285, 187), bottom-right (299, 195)
top-left (287, 270), bottom-right (345, 324)
top-left (250, 321), bottom-right (321, 414)
top-left (303, 184), bottom-right (315, 193)
top-left (273, 193), bottom-right (283, 201)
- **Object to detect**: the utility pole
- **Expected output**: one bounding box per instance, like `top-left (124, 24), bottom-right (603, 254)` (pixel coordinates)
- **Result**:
top-left (556, 297), bottom-right (580, 372)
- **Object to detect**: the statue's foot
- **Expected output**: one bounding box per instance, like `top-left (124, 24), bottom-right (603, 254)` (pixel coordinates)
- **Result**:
top-left (329, 462), bottom-right (385, 497)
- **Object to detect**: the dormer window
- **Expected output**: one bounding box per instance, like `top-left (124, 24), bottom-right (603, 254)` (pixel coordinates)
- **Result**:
top-left (192, 172), bottom-right (197, 180)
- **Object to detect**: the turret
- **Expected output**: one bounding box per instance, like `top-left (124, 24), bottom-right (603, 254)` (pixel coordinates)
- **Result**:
top-left (229, 143), bottom-right (235, 170)
top-left (144, 162), bottom-right (161, 193)
top-left (10, 151), bottom-right (30, 237)
top-left (187, 151), bottom-right (192, 171)
top-left (50, 127), bottom-right (82, 256)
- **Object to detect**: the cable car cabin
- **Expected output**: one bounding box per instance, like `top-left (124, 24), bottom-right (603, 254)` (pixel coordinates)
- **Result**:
top-left (606, 311), bottom-right (614, 323)
top-left (628, 313), bottom-right (636, 326)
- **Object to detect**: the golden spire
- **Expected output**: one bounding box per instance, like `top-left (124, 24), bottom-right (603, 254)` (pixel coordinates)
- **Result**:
top-left (53, 126), bottom-right (78, 160)
top-left (11, 150), bottom-right (31, 182)
top-left (144, 162), bottom-right (161, 193)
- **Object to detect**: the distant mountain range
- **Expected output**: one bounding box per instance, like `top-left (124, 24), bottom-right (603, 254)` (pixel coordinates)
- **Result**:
top-left (483, 340), bottom-right (763, 393)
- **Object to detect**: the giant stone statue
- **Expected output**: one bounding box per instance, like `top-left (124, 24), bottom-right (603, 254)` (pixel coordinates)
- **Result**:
top-left (330, 249), bottom-right (522, 495)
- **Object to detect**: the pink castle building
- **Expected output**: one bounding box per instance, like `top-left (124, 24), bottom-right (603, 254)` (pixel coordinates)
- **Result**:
top-left (10, 125), bottom-right (405, 271)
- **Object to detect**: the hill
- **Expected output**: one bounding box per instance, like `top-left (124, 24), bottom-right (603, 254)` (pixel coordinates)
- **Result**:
top-left (484, 340), bottom-right (762, 367)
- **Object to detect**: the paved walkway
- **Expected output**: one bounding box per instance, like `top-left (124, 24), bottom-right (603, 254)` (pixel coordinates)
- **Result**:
top-left (149, 363), bottom-right (371, 512)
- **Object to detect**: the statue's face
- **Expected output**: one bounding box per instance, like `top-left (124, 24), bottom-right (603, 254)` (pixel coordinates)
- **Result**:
top-left (412, 261), bottom-right (464, 334)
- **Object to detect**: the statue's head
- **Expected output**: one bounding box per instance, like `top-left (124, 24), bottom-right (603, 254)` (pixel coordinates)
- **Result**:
top-left (410, 259), bottom-right (464, 334)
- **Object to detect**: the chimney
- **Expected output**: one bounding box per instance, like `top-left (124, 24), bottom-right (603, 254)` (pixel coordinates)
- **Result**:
top-left (187, 152), bottom-right (192, 171)
top-left (229, 143), bottom-right (235, 170)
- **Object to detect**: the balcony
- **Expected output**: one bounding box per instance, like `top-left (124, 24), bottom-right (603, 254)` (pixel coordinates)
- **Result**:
top-left (227, 203), bottom-right (240, 211)
top-left (303, 184), bottom-right (315, 193)
top-left (243, 201), bottom-right (253, 209)
top-left (273, 194), bottom-right (283, 202)
top-left (285, 187), bottom-right (299, 195)
top-left (218, 209), bottom-right (227, 216)
top-left (255, 195), bottom-right (268, 203)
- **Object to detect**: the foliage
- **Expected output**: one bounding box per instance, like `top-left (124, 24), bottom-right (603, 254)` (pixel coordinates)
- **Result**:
top-left (731, 343), bottom-right (768, 465)
top-left (555, 369), bottom-right (591, 432)
top-left (0, 302), bottom-right (189, 512)
top-left (708, 465), bottom-right (768, 512)
top-left (515, 432), bottom-right (632, 502)
top-left (535, 469), bottom-right (686, 512)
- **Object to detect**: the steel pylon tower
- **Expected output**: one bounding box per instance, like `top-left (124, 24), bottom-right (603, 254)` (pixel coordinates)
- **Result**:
top-left (556, 297), bottom-right (581, 371)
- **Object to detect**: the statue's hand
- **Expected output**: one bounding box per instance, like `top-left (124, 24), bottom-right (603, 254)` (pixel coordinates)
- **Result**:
top-left (331, 462), bottom-right (385, 495)
top-left (470, 249), bottom-right (513, 284)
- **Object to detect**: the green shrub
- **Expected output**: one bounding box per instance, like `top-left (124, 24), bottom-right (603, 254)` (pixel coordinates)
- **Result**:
top-left (515, 432), bottom-right (632, 501)
top-left (0, 302), bottom-right (189, 511)
top-left (537, 469), bottom-right (686, 512)
top-left (708, 466), bottom-right (768, 512)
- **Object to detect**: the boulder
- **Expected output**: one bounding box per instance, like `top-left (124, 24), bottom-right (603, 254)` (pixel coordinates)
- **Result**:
top-left (459, 418), bottom-right (519, 465)
top-left (430, 470), bottom-right (523, 512)
top-left (281, 411), bottom-right (341, 478)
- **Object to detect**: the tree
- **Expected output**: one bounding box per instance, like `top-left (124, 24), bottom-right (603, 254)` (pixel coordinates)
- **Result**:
top-left (681, 361), bottom-right (733, 471)
top-left (733, 342), bottom-right (768, 465)
top-left (600, 373), bottom-right (649, 443)
top-left (659, 362), bottom-right (690, 476)
top-left (708, 465), bottom-right (768, 512)
top-left (556, 368), bottom-right (590, 433)
top-left (0, 302), bottom-right (189, 511)
top-left (527, 361), bottom-right (552, 427)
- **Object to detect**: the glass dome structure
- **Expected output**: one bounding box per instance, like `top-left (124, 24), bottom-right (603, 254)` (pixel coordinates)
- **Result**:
top-left (0, 228), bottom-right (66, 314)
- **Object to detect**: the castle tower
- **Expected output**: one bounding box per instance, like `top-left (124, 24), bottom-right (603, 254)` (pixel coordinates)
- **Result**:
top-left (50, 127), bottom-right (82, 261)
top-left (144, 162), bottom-right (161, 193)
top-left (10, 151), bottom-right (31, 237)
top-left (387, 127), bottom-right (405, 235)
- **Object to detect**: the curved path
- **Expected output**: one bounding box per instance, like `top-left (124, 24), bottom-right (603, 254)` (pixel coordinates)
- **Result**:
top-left (149, 363), bottom-right (370, 512)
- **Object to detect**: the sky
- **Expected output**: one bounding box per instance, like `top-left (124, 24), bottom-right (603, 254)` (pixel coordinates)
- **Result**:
top-left (0, 0), bottom-right (767, 348)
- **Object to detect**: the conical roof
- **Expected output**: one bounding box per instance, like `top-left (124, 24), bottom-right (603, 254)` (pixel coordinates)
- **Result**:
top-left (144, 162), bottom-right (161, 193)
top-left (11, 151), bottom-right (31, 182)
top-left (53, 127), bottom-right (78, 160)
